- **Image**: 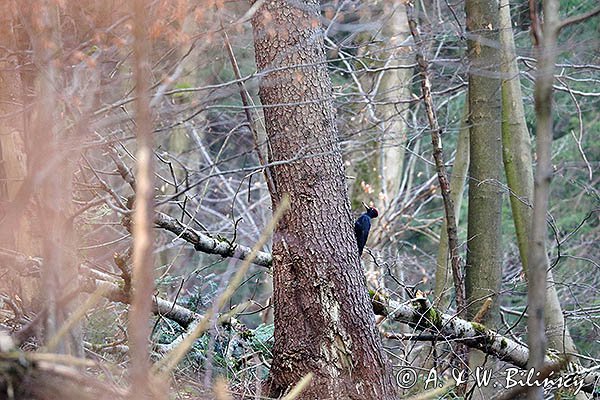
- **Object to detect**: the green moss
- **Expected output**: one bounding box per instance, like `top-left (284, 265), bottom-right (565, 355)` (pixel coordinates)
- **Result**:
top-left (470, 322), bottom-right (487, 333)
top-left (369, 290), bottom-right (388, 316)
top-left (424, 307), bottom-right (442, 329)
top-left (171, 82), bottom-right (193, 104)
top-left (500, 338), bottom-right (508, 349)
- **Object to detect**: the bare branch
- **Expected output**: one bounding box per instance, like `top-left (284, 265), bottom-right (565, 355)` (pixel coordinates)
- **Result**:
top-left (81, 267), bottom-right (199, 328)
top-left (381, 297), bottom-right (598, 394)
top-left (152, 212), bottom-right (273, 267)
top-left (557, 5), bottom-right (600, 32)
top-left (405, 1), bottom-right (466, 318)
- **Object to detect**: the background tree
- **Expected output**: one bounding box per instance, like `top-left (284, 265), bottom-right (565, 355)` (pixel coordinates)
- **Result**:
top-left (464, 0), bottom-right (503, 394)
top-left (499, 0), bottom-right (579, 370)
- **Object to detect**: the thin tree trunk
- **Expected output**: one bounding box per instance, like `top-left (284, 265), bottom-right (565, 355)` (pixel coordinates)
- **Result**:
top-left (526, 0), bottom-right (560, 398)
top-left (464, 0), bottom-right (503, 394)
top-left (0, 8), bottom-right (26, 217)
top-left (0, 1), bottom-right (39, 308)
top-left (24, 0), bottom-right (83, 357)
top-left (379, 0), bottom-right (412, 207)
top-left (128, 0), bottom-right (156, 396)
top-left (406, 5), bottom-right (470, 371)
top-left (464, 0), bottom-right (502, 328)
top-left (251, 1), bottom-right (396, 398)
top-left (406, 2), bottom-right (466, 320)
top-left (434, 104), bottom-right (469, 309)
top-left (498, 0), bottom-right (579, 360)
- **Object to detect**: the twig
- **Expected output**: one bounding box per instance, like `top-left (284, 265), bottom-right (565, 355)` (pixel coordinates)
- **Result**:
top-left (281, 373), bottom-right (314, 400)
top-left (221, 28), bottom-right (275, 195)
top-left (108, 146), bottom-right (136, 190)
top-left (472, 298), bottom-right (493, 324)
top-left (404, 380), bottom-right (455, 400)
top-left (405, 1), bottom-right (466, 319)
top-left (557, 5), bottom-right (600, 32)
top-left (113, 251), bottom-right (132, 293)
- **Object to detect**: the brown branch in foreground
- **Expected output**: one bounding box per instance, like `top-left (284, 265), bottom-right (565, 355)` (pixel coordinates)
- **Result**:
top-left (129, 0), bottom-right (155, 396)
top-left (405, 2), bottom-right (466, 318)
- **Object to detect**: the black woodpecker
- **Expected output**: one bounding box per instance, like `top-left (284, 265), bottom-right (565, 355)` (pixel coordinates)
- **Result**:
top-left (354, 202), bottom-right (379, 256)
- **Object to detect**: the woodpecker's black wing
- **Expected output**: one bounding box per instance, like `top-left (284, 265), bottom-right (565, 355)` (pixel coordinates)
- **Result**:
top-left (354, 213), bottom-right (372, 256)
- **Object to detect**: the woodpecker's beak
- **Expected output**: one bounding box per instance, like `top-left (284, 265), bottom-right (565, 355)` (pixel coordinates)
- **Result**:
top-left (362, 201), bottom-right (370, 211)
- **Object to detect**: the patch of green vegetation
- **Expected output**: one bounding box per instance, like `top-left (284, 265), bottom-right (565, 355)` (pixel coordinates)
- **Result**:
top-left (470, 322), bottom-right (486, 334)
top-left (424, 307), bottom-right (442, 329)
top-left (172, 82), bottom-right (193, 104)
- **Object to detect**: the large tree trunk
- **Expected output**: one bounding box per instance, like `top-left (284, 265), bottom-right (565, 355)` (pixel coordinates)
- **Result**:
top-left (464, 0), bottom-right (503, 394)
top-left (251, 1), bottom-right (396, 398)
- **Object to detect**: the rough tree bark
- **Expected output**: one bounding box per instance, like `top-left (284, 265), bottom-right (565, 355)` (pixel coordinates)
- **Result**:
top-left (251, 0), bottom-right (397, 398)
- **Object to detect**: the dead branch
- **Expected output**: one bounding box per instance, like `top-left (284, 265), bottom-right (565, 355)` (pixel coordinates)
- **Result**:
top-left (378, 296), bottom-right (598, 394)
top-left (405, 1), bottom-right (465, 318)
top-left (152, 212), bottom-right (273, 267)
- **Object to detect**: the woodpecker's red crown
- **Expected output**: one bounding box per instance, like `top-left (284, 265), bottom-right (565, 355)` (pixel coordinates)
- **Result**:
top-left (362, 202), bottom-right (379, 218)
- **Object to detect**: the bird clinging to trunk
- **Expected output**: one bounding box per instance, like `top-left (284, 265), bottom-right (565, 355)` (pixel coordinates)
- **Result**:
top-left (354, 202), bottom-right (379, 256)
